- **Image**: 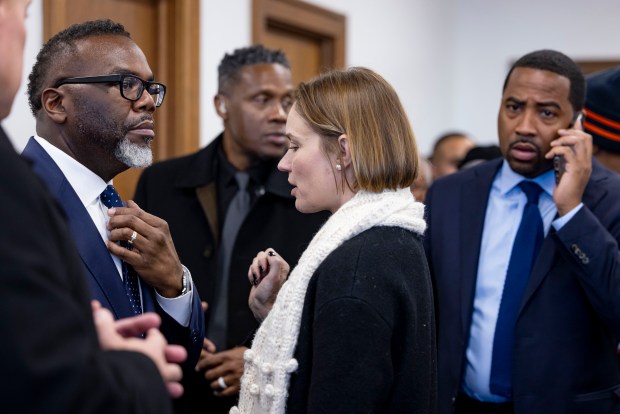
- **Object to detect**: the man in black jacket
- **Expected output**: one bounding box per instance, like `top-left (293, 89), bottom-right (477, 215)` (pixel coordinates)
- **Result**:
top-left (135, 45), bottom-right (328, 413)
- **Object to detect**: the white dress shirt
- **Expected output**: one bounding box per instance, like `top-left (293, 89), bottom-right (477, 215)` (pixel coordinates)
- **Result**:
top-left (34, 136), bottom-right (193, 326)
top-left (462, 160), bottom-right (582, 402)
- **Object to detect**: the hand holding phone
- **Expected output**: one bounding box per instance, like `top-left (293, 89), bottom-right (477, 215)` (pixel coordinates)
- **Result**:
top-left (553, 112), bottom-right (582, 185)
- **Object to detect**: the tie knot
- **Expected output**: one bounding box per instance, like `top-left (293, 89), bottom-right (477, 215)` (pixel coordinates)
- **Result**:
top-left (100, 185), bottom-right (124, 208)
top-left (518, 181), bottom-right (543, 205)
top-left (234, 172), bottom-right (250, 192)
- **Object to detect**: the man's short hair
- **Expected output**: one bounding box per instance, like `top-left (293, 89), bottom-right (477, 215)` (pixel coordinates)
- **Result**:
top-left (27, 19), bottom-right (130, 116)
top-left (502, 49), bottom-right (585, 113)
top-left (217, 45), bottom-right (290, 94)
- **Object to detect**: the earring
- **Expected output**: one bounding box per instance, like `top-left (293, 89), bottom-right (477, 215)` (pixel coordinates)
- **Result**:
top-left (336, 164), bottom-right (342, 171)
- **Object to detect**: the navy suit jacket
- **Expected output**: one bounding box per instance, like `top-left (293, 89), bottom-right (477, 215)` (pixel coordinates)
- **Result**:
top-left (22, 137), bottom-right (204, 368)
top-left (1, 127), bottom-right (173, 413)
top-left (425, 158), bottom-right (620, 414)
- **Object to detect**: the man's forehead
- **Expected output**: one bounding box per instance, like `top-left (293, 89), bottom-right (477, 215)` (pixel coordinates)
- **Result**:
top-left (236, 63), bottom-right (292, 87)
top-left (74, 35), bottom-right (140, 60)
top-left (504, 67), bottom-right (571, 102)
top-left (67, 35), bottom-right (152, 76)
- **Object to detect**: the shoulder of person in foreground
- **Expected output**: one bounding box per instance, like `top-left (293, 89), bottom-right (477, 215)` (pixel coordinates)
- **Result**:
top-left (0, 138), bottom-right (175, 413)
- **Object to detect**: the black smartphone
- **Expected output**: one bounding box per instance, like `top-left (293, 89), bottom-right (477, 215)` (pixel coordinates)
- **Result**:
top-left (553, 154), bottom-right (566, 185)
top-left (553, 112), bottom-right (582, 184)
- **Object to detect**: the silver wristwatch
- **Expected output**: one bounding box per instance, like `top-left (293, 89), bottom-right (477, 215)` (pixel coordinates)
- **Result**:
top-left (180, 265), bottom-right (191, 295)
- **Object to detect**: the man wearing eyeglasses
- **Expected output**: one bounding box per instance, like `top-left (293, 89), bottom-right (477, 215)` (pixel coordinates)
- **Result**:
top-left (21, 19), bottom-right (204, 378)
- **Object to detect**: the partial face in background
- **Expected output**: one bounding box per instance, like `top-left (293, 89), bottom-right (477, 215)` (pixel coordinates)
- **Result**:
top-left (498, 67), bottom-right (574, 178)
top-left (431, 135), bottom-right (474, 179)
top-left (56, 35), bottom-right (158, 175)
top-left (219, 63), bottom-right (294, 168)
top-left (0, 0), bottom-right (31, 119)
top-left (279, 106), bottom-right (340, 214)
top-left (411, 158), bottom-right (432, 202)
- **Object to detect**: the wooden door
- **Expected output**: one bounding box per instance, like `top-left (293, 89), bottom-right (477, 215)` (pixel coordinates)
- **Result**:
top-left (253, 0), bottom-right (346, 86)
top-left (43, 0), bottom-right (199, 199)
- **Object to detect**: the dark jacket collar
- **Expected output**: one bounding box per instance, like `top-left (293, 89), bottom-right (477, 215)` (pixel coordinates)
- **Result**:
top-left (174, 132), bottom-right (293, 199)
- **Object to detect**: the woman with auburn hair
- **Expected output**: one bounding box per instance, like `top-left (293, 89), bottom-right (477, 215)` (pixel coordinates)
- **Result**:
top-left (231, 67), bottom-right (436, 414)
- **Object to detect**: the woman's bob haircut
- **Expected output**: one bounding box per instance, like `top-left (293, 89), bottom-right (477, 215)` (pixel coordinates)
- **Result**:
top-left (294, 67), bottom-right (419, 192)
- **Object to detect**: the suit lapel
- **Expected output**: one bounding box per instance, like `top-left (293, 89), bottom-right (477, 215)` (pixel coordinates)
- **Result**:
top-left (520, 231), bottom-right (558, 310)
top-left (22, 138), bottom-right (134, 319)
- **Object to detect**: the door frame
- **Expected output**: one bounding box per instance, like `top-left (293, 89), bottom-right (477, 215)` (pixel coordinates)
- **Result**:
top-left (252, 0), bottom-right (346, 71)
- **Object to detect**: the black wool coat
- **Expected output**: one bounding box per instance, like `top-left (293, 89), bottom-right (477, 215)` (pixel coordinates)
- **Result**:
top-left (286, 226), bottom-right (438, 414)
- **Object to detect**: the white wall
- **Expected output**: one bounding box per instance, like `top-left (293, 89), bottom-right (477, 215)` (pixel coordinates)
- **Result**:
top-left (3, 0), bottom-right (42, 152)
top-left (303, 0), bottom-right (458, 157)
top-left (200, 0), bottom-right (252, 145)
top-left (5, 0), bottom-right (620, 157)
top-left (452, 0), bottom-right (620, 148)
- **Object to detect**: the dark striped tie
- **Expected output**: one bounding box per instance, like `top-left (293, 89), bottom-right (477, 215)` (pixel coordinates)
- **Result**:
top-left (100, 185), bottom-right (142, 315)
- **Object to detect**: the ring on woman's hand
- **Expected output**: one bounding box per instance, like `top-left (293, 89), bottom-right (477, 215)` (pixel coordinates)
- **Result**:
top-left (268, 250), bottom-right (276, 257)
top-left (128, 230), bottom-right (138, 244)
top-left (218, 376), bottom-right (228, 389)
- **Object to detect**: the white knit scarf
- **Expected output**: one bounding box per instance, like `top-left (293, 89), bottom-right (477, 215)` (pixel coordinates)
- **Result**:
top-left (231, 188), bottom-right (426, 414)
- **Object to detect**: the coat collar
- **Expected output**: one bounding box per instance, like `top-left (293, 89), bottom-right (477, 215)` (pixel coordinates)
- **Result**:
top-left (173, 133), bottom-right (294, 199)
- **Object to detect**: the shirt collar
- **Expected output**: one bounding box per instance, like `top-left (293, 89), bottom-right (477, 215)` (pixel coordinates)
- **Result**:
top-left (496, 159), bottom-right (555, 198)
top-left (216, 143), bottom-right (275, 188)
top-left (34, 136), bottom-right (110, 206)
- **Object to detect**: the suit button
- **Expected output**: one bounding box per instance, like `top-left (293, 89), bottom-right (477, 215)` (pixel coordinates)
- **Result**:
top-left (203, 244), bottom-right (214, 258)
top-left (571, 243), bottom-right (590, 264)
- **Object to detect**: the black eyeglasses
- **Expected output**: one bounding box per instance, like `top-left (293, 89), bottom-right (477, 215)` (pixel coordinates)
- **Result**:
top-left (55, 74), bottom-right (166, 107)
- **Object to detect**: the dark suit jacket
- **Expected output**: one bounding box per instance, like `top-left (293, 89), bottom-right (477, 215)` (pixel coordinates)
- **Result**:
top-left (134, 134), bottom-right (329, 413)
top-left (425, 158), bottom-right (620, 414)
top-left (0, 127), bottom-right (172, 413)
top-left (287, 226), bottom-right (437, 414)
top-left (22, 137), bottom-right (204, 369)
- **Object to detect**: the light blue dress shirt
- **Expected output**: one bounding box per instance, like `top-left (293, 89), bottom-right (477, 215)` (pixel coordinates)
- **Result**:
top-left (462, 160), bottom-right (582, 402)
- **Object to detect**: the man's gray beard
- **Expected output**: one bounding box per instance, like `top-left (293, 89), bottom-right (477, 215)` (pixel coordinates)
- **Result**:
top-left (115, 136), bottom-right (153, 168)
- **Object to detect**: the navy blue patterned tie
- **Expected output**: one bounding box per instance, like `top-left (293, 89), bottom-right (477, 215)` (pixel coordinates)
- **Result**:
top-left (100, 185), bottom-right (142, 315)
top-left (489, 181), bottom-right (544, 398)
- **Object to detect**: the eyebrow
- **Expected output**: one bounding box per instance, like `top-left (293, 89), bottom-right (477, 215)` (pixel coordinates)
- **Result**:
top-left (111, 68), bottom-right (155, 81)
top-left (505, 96), bottom-right (561, 109)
